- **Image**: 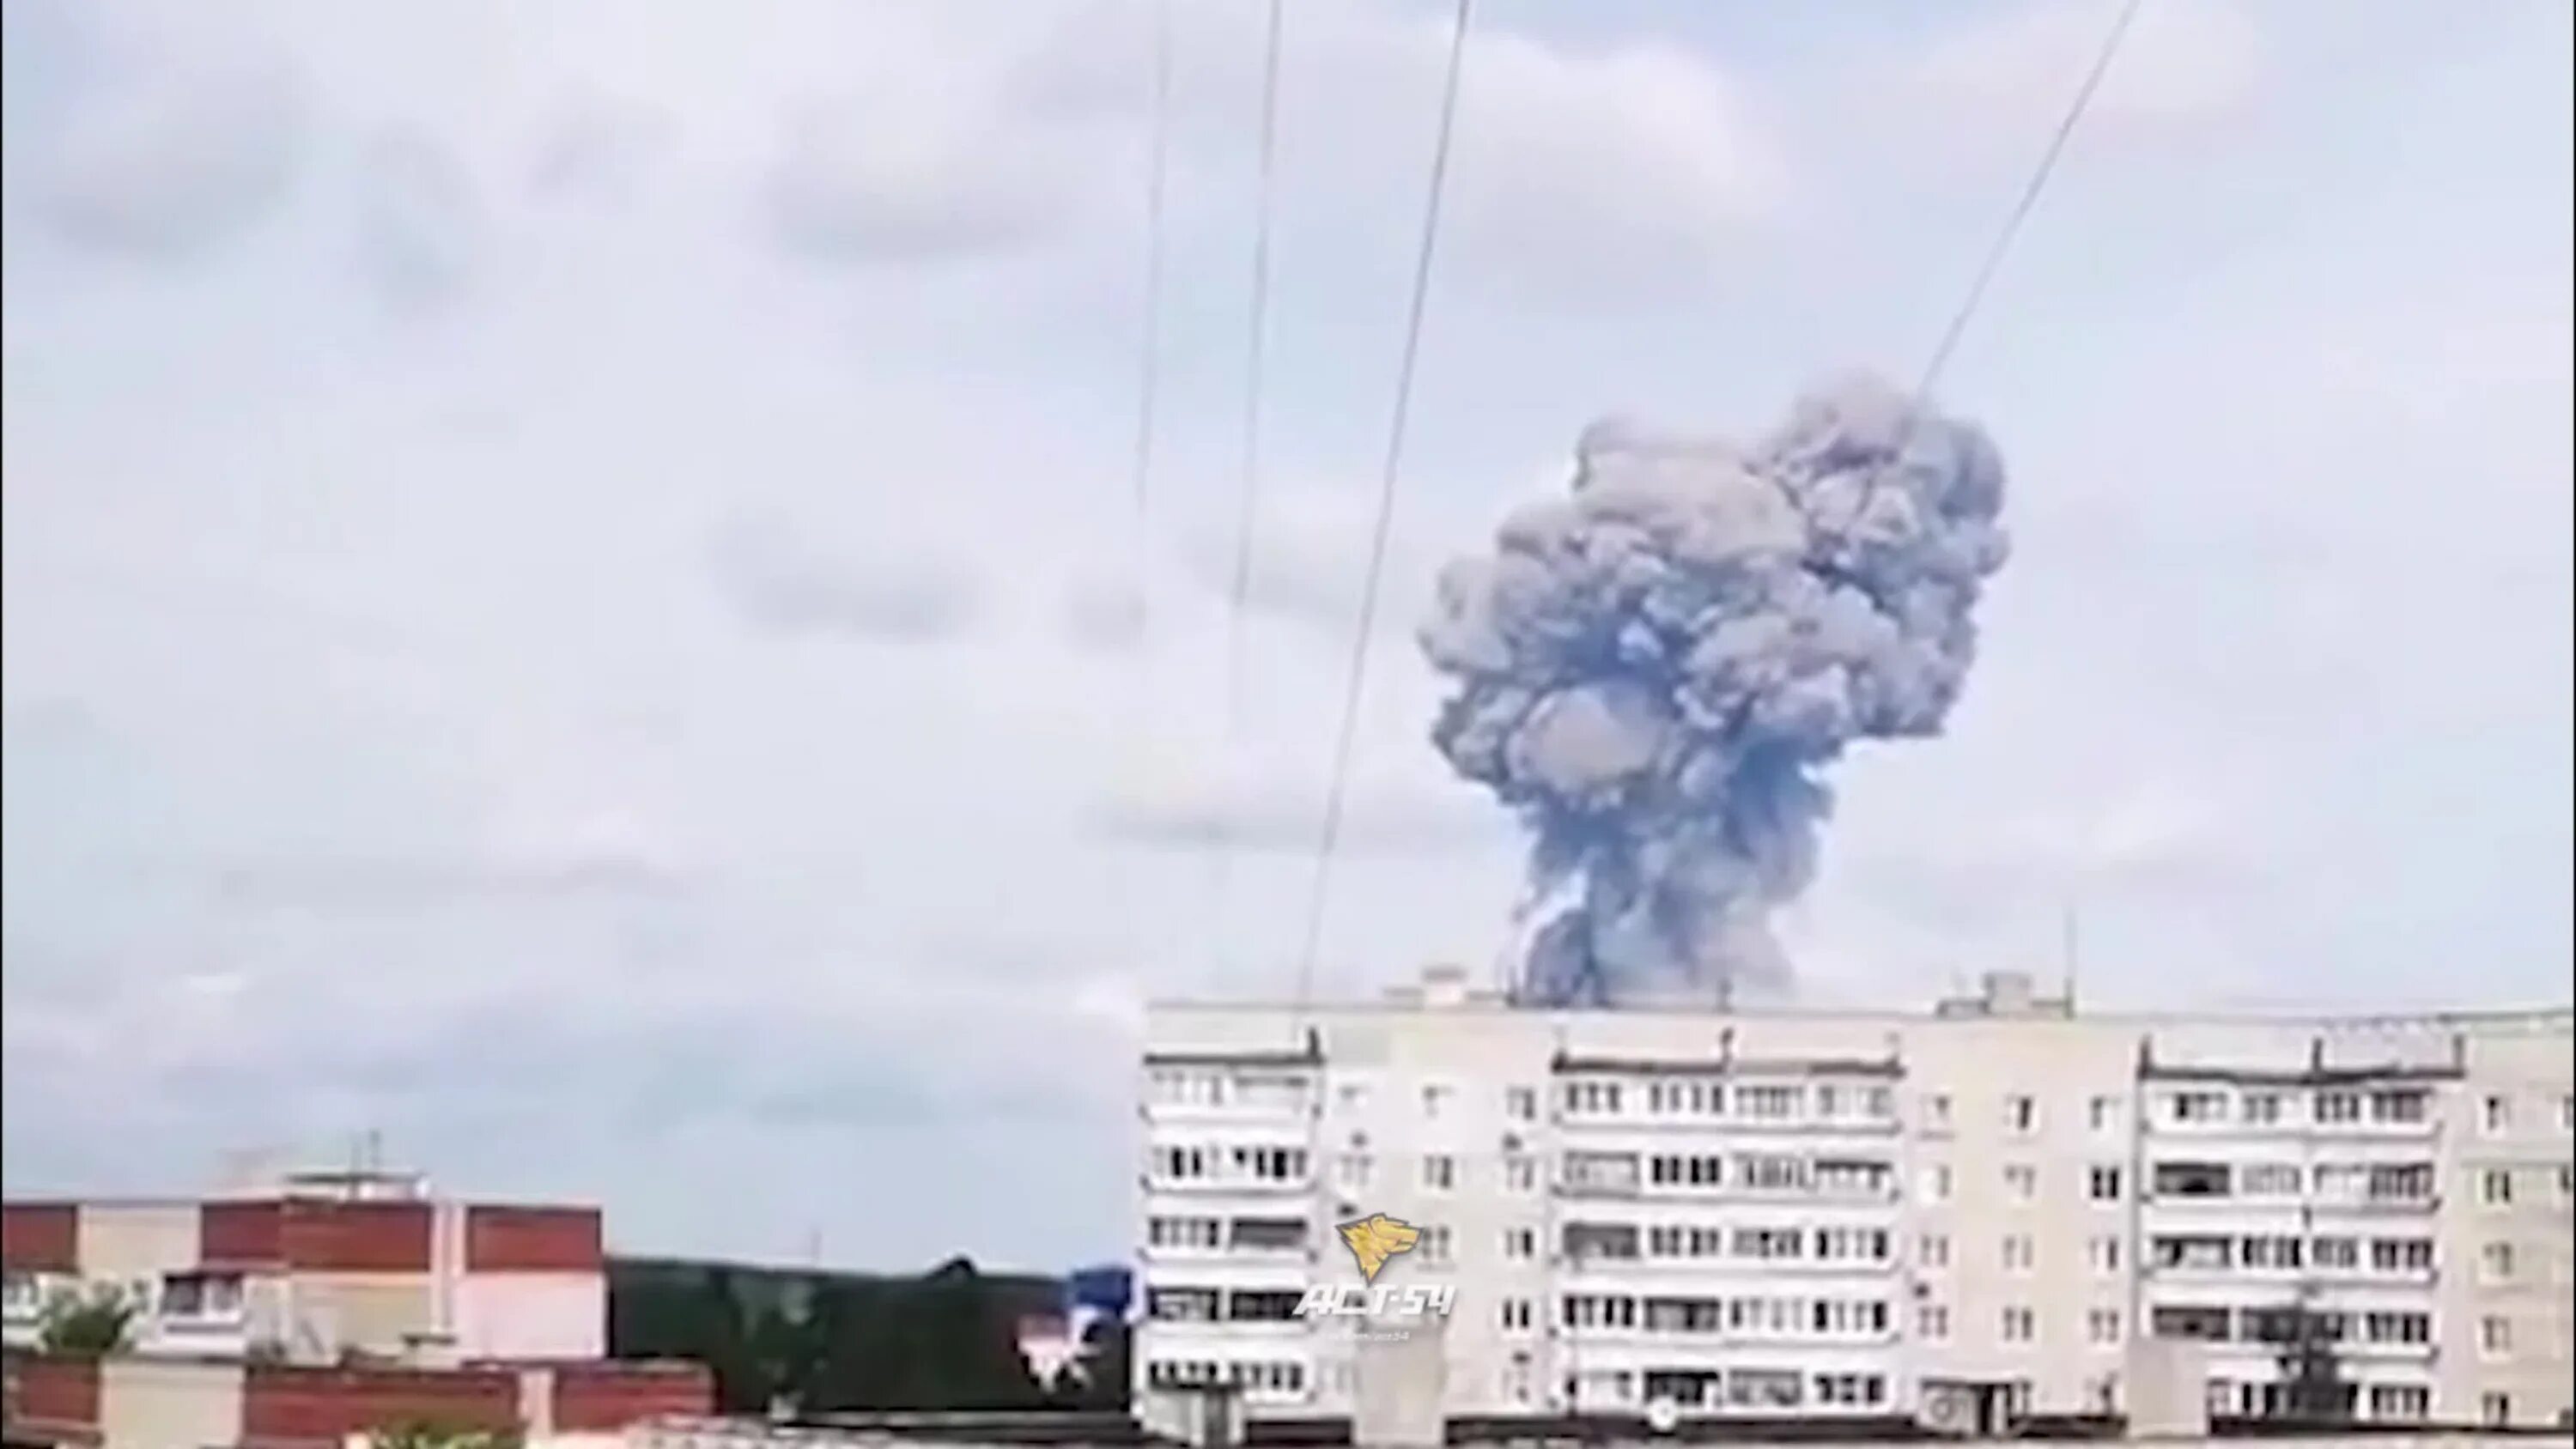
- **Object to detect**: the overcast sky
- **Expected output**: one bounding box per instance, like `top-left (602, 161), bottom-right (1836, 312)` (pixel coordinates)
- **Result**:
top-left (3, 0), bottom-right (2569, 1271)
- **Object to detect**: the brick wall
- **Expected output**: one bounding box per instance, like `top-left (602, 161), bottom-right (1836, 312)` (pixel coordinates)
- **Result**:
top-left (2, 1355), bottom-right (101, 1444)
top-left (465, 1206), bottom-right (604, 1273)
top-left (550, 1361), bottom-right (713, 1432)
top-left (242, 1363), bottom-right (518, 1446)
top-left (0, 1205), bottom-right (78, 1274)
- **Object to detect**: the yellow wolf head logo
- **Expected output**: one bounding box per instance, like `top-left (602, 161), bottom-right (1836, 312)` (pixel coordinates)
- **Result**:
top-left (1336, 1212), bottom-right (1423, 1284)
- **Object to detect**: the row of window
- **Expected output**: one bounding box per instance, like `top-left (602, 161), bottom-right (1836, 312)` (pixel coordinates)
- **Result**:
top-left (1140, 1359), bottom-right (1307, 1394)
top-left (2143, 1159), bottom-right (2436, 1202)
top-left (1564, 1149), bottom-right (1892, 1198)
top-left (1144, 1069), bottom-right (1310, 1111)
top-left (2148, 1233), bottom-right (2440, 1274)
top-left (1564, 1367), bottom-right (1890, 1412)
top-left (0, 1270), bottom-right (243, 1322)
top-left (1915, 1302), bottom-right (2124, 1346)
top-left (1560, 1079), bottom-right (1897, 1123)
top-left (1558, 1222), bottom-right (1893, 1265)
top-left (1147, 1145), bottom-right (1308, 1184)
top-left (1165, 1068), bottom-right (2573, 1147)
top-left (1157, 1144), bottom-right (2563, 1208)
top-left (1557, 1293), bottom-right (1893, 1338)
top-left (2208, 1379), bottom-right (2434, 1425)
top-left (2152, 1306), bottom-right (2431, 1346)
top-left (1142, 1216), bottom-right (1306, 1252)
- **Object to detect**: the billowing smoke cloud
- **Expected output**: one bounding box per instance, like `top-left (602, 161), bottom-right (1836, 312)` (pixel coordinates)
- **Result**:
top-left (1419, 373), bottom-right (2009, 1008)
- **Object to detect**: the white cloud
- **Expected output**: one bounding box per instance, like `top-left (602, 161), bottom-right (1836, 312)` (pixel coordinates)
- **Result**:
top-left (26, 7), bottom-right (307, 258)
top-left (3, 0), bottom-right (2566, 1269)
top-left (1912, 0), bottom-right (2263, 142)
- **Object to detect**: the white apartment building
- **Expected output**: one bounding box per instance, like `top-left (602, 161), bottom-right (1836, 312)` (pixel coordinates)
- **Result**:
top-left (1134, 966), bottom-right (2574, 1435)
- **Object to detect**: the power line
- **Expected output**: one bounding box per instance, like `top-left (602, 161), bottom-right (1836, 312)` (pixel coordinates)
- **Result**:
top-left (1128, 0), bottom-right (1176, 520)
top-left (1840, 0), bottom-right (2139, 531)
top-left (1115, 0), bottom-right (1177, 984)
top-left (1919, 0), bottom-right (2140, 403)
top-left (1289, 0), bottom-right (1473, 1021)
top-left (1205, 0), bottom-right (1289, 970)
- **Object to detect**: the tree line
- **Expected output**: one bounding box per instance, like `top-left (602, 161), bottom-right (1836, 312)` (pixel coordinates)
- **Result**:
top-left (607, 1255), bottom-right (1129, 1417)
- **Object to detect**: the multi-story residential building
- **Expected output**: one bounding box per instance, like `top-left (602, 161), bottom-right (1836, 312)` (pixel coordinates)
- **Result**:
top-left (3, 1167), bottom-right (606, 1362)
top-left (1135, 965), bottom-right (2575, 1436)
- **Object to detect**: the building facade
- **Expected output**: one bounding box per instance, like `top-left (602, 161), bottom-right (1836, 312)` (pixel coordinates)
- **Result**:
top-left (3, 1352), bottom-right (709, 1448)
top-left (1135, 966), bottom-right (2574, 1434)
top-left (3, 1169), bottom-right (605, 1364)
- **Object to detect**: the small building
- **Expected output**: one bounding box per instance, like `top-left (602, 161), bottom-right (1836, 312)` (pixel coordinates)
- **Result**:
top-left (2, 1351), bottom-right (709, 1447)
top-left (3, 1164), bottom-right (710, 1448)
top-left (3, 1167), bottom-right (604, 1363)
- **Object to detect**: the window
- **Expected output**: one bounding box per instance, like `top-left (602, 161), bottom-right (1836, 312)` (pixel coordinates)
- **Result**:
top-left (1918, 1234), bottom-right (1951, 1269)
top-left (1917, 1303), bottom-right (1950, 1340)
top-left (2370, 1088), bottom-right (2427, 1124)
top-left (2362, 1311), bottom-right (2430, 1345)
top-left (1923, 1094), bottom-right (1953, 1131)
top-left (2366, 1384), bottom-right (2429, 1422)
top-left (2244, 1235), bottom-right (2305, 1270)
top-left (2482, 1094), bottom-right (2510, 1132)
top-left (1736, 1154), bottom-right (1805, 1191)
top-left (2367, 1163), bottom-right (2432, 1201)
top-left (2002, 1234), bottom-right (2034, 1272)
top-left (1504, 1155), bottom-right (1536, 1191)
top-left (1738, 1085), bottom-right (1802, 1120)
top-left (1862, 1086), bottom-right (1894, 1119)
top-left (2241, 1091), bottom-right (2283, 1125)
top-left (1335, 1153), bottom-right (1370, 1191)
top-left (2087, 1095), bottom-right (2121, 1132)
top-left (2370, 1237), bottom-right (2433, 1272)
top-left (2482, 1240), bottom-right (2515, 1281)
top-left (1336, 1082), bottom-right (1370, 1111)
top-left (2170, 1090), bottom-right (2226, 1123)
top-left (2002, 1306), bottom-right (2036, 1343)
top-left (2005, 1163), bottom-right (2038, 1200)
top-left (2087, 1308), bottom-right (2122, 1345)
top-left (2482, 1168), bottom-right (2514, 1204)
top-left (2316, 1090), bottom-right (2362, 1124)
top-left (2483, 1393), bottom-right (2512, 1428)
top-left (2005, 1095), bottom-right (2038, 1133)
top-left (1504, 1227), bottom-right (1537, 1259)
top-left (2088, 1235), bottom-right (2122, 1274)
top-left (1504, 1086), bottom-right (1537, 1121)
top-left (2152, 1307), bottom-right (2229, 1341)
top-left (158, 1271), bottom-right (243, 1319)
top-left (2152, 1161), bottom-right (2230, 1197)
top-left (2087, 1165), bottom-right (2122, 1201)
top-left (2312, 1236), bottom-right (2358, 1270)
top-left (1227, 1146), bottom-right (1308, 1181)
top-left (1422, 1083), bottom-right (1454, 1118)
top-left (1419, 1226), bottom-right (1454, 1264)
top-left (1422, 1155), bottom-right (1456, 1191)
top-left (2481, 1314), bottom-right (2512, 1355)
top-left (1500, 1298), bottom-right (1534, 1331)
top-left (2239, 1162), bottom-right (2302, 1197)
top-left (1229, 1217), bottom-right (1307, 1252)
top-left (1920, 1162), bottom-right (1953, 1203)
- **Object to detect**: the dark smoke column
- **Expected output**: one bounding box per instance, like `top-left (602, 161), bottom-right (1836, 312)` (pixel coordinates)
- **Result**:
top-left (1419, 374), bottom-right (2009, 1009)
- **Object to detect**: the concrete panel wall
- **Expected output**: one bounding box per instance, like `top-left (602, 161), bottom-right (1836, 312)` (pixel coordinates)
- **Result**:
top-left (76, 1203), bottom-right (199, 1282)
top-left (98, 1356), bottom-right (244, 1449)
top-left (291, 1271), bottom-right (438, 1356)
top-left (455, 1272), bottom-right (607, 1359)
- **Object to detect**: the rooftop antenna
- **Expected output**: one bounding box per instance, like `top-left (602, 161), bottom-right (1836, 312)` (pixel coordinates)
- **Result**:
top-left (2060, 900), bottom-right (2081, 1012)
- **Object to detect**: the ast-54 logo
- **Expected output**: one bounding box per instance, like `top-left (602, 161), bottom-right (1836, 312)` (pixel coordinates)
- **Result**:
top-left (1291, 1212), bottom-right (1456, 1319)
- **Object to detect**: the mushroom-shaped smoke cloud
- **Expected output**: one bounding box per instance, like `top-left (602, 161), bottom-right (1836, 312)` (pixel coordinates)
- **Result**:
top-left (1419, 373), bottom-right (2010, 1009)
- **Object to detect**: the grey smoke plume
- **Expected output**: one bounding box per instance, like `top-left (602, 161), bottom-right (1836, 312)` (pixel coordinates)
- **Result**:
top-left (1419, 374), bottom-right (2009, 1008)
